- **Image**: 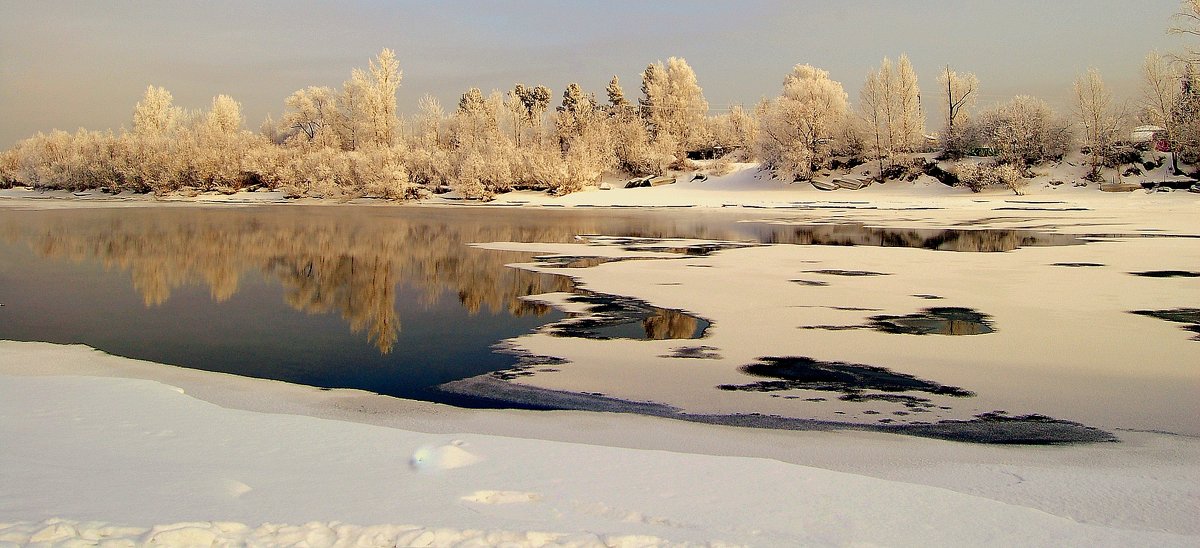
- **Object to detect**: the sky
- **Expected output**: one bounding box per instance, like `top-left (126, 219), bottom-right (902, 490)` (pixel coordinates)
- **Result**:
top-left (0, 0), bottom-right (1191, 148)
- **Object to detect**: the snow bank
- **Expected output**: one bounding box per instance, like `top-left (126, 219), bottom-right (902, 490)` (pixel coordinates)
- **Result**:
top-left (1, 342), bottom-right (1198, 546)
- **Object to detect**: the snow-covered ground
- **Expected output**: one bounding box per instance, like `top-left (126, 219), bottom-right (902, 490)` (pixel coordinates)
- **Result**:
top-left (1, 342), bottom-right (1197, 546)
top-left (1, 164), bottom-right (1198, 546)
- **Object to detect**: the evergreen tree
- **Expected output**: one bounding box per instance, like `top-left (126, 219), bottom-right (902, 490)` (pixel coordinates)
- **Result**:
top-left (606, 75), bottom-right (629, 108)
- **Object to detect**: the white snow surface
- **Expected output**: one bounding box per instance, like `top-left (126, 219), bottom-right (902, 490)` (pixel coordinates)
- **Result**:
top-left (0, 342), bottom-right (1197, 546)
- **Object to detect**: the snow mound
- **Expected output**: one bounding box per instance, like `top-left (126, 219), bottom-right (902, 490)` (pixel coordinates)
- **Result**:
top-left (409, 440), bottom-right (483, 471)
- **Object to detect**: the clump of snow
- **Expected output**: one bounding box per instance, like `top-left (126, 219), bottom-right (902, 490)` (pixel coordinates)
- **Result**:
top-left (409, 440), bottom-right (483, 471)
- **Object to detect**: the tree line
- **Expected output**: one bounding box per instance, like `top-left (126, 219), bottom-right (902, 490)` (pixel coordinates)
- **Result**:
top-left (1, 2), bottom-right (1197, 198)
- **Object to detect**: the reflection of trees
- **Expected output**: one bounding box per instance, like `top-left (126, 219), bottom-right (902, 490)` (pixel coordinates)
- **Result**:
top-left (761, 225), bottom-right (1077, 252)
top-left (267, 255), bottom-right (400, 353)
top-left (4, 208), bottom-right (586, 354)
top-left (643, 309), bottom-right (700, 339)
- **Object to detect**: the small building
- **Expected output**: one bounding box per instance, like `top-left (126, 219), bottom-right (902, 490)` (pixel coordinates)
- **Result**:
top-left (1131, 125), bottom-right (1166, 143)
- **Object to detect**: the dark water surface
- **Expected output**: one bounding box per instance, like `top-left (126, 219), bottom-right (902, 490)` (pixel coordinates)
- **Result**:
top-left (0, 206), bottom-right (1081, 410)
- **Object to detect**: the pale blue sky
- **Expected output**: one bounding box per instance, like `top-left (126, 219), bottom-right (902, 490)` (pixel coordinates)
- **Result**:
top-left (0, 0), bottom-right (1189, 147)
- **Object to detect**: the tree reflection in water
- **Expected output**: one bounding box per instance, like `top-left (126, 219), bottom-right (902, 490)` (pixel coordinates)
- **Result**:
top-left (4, 207), bottom-right (584, 354)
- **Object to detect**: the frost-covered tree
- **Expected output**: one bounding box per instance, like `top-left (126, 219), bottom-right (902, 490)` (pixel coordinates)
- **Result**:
top-left (894, 55), bottom-right (925, 153)
top-left (1073, 68), bottom-right (1122, 170)
top-left (554, 83), bottom-right (614, 191)
top-left (663, 57), bottom-right (710, 151)
top-left (639, 57), bottom-right (709, 154)
top-left (1141, 52), bottom-right (1182, 154)
top-left (606, 76), bottom-right (630, 109)
top-left (125, 86), bottom-right (194, 192)
top-left (206, 94), bottom-right (244, 136)
top-left (359, 48), bottom-right (402, 148)
top-left (508, 83), bottom-right (552, 147)
top-left (707, 105), bottom-right (758, 154)
top-left (640, 61), bottom-right (668, 137)
top-left (756, 64), bottom-right (849, 181)
top-left (1173, 65), bottom-right (1200, 163)
top-left (414, 94), bottom-right (446, 149)
top-left (555, 83), bottom-right (594, 143)
top-left (859, 65), bottom-right (891, 180)
top-left (194, 94), bottom-right (253, 189)
top-left (938, 66), bottom-right (979, 156)
top-left (454, 87), bottom-right (491, 147)
top-left (860, 55), bottom-right (924, 176)
top-left (333, 49), bottom-right (402, 150)
top-left (282, 86), bottom-right (339, 147)
top-left (132, 86), bottom-right (183, 137)
top-left (1171, 0), bottom-right (1200, 63)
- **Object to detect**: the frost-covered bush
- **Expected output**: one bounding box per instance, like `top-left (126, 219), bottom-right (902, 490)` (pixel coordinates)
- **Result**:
top-left (349, 147), bottom-right (413, 200)
top-left (0, 148), bottom-right (18, 188)
top-left (6, 130), bottom-right (123, 191)
top-left (707, 105), bottom-right (758, 155)
top-left (970, 96), bottom-right (1072, 166)
top-left (954, 162), bottom-right (1024, 194)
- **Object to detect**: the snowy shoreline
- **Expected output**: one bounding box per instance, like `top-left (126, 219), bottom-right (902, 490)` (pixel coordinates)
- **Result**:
top-left (1, 341), bottom-right (1198, 546)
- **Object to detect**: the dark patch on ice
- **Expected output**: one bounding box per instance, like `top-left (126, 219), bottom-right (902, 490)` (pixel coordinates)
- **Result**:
top-left (838, 392), bottom-right (937, 409)
top-left (993, 207), bottom-right (1090, 211)
top-left (903, 411), bottom-right (1116, 444)
top-left (912, 294), bottom-right (944, 299)
top-left (799, 308), bottom-right (995, 336)
top-left (1129, 308), bottom-right (1200, 341)
top-left (867, 307), bottom-right (995, 336)
top-left (751, 223), bottom-right (1085, 252)
top-left (544, 292), bottom-right (709, 340)
top-left (1130, 270), bottom-right (1200, 278)
top-left (623, 242), bottom-right (752, 256)
top-left (533, 255), bottom-right (651, 269)
top-left (798, 324), bottom-right (863, 331)
top-left (661, 345), bottom-right (723, 360)
top-left (791, 305), bottom-right (882, 312)
top-left (576, 236), bottom-right (752, 257)
top-left (442, 360), bottom-right (1113, 444)
top-left (1053, 262), bottom-right (1105, 267)
top-left (803, 269), bottom-right (890, 277)
top-left (717, 356), bottom-right (974, 398)
top-left (790, 279), bottom-right (830, 287)
top-left (686, 264), bottom-right (713, 268)
top-left (488, 343), bottom-right (570, 380)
